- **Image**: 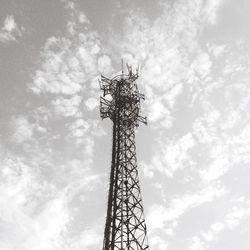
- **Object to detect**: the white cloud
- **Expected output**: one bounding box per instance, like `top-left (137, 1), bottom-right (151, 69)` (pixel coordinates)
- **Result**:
top-left (63, 0), bottom-right (90, 35)
top-left (190, 52), bottom-right (212, 79)
top-left (144, 133), bottom-right (196, 178)
top-left (164, 83), bottom-right (183, 108)
top-left (62, 0), bottom-right (75, 10)
top-left (0, 145), bottom-right (102, 250)
top-left (193, 82), bottom-right (250, 184)
top-left (0, 15), bottom-right (23, 43)
top-left (3, 16), bottom-right (16, 32)
top-left (69, 118), bottom-right (90, 138)
top-left (220, 110), bottom-right (241, 130)
top-left (30, 37), bottom-right (82, 95)
top-left (209, 44), bottom-right (226, 58)
top-left (85, 97), bottom-right (98, 111)
top-left (148, 101), bottom-right (170, 123)
top-left (192, 110), bottom-right (220, 144)
top-left (69, 229), bottom-right (102, 250)
top-left (113, 0), bottom-right (224, 136)
top-left (200, 157), bottom-right (229, 182)
top-left (29, 11), bottom-right (104, 146)
top-left (150, 235), bottom-right (168, 250)
top-left (97, 55), bottom-right (113, 74)
top-left (188, 197), bottom-right (250, 249)
top-left (0, 157), bottom-right (70, 250)
top-left (189, 236), bottom-right (205, 250)
top-left (162, 133), bottom-right (195, 174)
top-left (78, 12), bottom-right (89, 24)
top-left (51, 95), bottom-right (82, 117)
top-left (225, 204), bottom-right (250, 230)
top-left (11, 116), bottom-right (34, 143)
top-left (3, 1), bottom-right (250, 250)
top-left (204, 0), bottom-right (224, 25)
top-left (147, 183), bottom-right (225, 232)
top-left (30, 12), bottom-right (102, 96)
top-left (210, 222), bottom-right (224, 233)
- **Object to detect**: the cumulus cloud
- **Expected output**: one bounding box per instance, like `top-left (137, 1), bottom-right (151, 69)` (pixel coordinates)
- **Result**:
top-left (108, 2), bottom-right (250, 250)
top-left (30, 37), bottom-right (83, 96)
top-left (0, 156), bottom-right (70, 250)
top-left (84, 97), bottom-right (98, 111)
top-left (124, 13), bottom-right (250, 250)
top-left (69, 228), bottom-right (102, 250)
top-left (147, 101), bottom-right (171, 124)
top-left (143, 133), bottom-right (196, 178)
top-left (109, 0), bottom-right (224, 136)
top-left (4, 0), bottom-right (250, 250)
top-left (0, 15), bottom-right (23, 43)
top-left (1, 5), bottom-right (106, 248)
top-left (189, 236), bottom-right (205, 250)
top-left (27, 4), bottom-right (106, 148)
top-left (190, 52), bottom-right (212, 79)
top-left (150, 235), bottom-right (168, 250)
top-left (51, 95), bottom-right (82, 117)
top-left (29, 7), bottom-right (101, 98)
top-left (68, 118), bottom-right (90, 138)
top-left (189, 197), bottom-right (250, 249)
top-left (200, 157), bottom-right (230, 182)
top-left (11, 116), bottom-right (34, 143)
top-left (204, 0), bottom-right (224, 25)
top-left (97, 55), bottom-right (113, 74)
top-left (0, 147), bottom-right (101, 250)
top-left (147, 183), bottom-right (225, 232)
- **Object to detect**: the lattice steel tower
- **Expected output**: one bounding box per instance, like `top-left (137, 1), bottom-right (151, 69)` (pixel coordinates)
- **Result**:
top-left (99, 64), bottom-right (149, 250)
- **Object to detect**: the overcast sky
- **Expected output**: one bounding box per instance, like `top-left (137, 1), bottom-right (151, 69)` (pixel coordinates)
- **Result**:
top-left (1, 0), bottom-right (250, 249)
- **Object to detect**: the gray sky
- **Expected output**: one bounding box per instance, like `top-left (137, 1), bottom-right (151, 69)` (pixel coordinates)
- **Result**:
top-left (1, 0), bottom-right (250, 249)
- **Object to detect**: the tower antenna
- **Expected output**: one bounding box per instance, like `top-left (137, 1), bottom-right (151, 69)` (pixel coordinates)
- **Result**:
top-left (100, 63), bottom-right (148, 250)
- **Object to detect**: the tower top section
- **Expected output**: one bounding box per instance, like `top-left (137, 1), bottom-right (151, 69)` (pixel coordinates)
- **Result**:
top-left (99, 64), bottom-right (147, 127)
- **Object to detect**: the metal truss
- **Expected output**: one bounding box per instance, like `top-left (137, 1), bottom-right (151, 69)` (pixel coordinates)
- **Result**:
top-left (100, 65), bottom-right (149, 250)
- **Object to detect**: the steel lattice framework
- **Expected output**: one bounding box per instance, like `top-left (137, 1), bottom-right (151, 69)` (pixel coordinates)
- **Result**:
top-left (99, 64), bottom-right (149, 250)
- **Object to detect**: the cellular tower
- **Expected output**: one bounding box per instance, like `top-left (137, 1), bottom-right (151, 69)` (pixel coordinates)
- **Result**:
top-left (99, 63), bottom-right (149, 250)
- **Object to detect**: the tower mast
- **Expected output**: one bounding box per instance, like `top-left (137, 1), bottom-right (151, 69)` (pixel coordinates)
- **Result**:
top-left (100, 64), bottom-right (149, 250)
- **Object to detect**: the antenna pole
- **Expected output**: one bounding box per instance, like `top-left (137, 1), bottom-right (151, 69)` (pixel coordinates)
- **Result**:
top-left (100, 64), bottom-right (148, 250)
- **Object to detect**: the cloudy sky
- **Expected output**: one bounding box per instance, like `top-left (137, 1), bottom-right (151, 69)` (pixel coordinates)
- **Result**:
top-left (1, 0), bottom-right (250, 249)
